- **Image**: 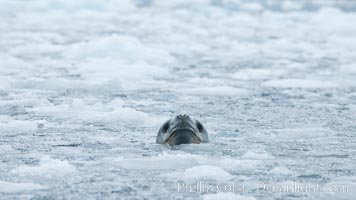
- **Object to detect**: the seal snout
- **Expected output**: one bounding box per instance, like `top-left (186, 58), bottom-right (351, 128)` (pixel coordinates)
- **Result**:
top-left (166, 130), bottom-right (200, 145)
top-left (172, 115), bottom-right (195, 131)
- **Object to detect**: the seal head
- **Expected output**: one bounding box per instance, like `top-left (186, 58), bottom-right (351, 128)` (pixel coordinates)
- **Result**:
top-left (156, 115), bottom-right (209, 146)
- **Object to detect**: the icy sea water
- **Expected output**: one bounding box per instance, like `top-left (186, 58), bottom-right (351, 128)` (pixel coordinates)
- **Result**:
top-left (0, 0), bottom-right (356, 199)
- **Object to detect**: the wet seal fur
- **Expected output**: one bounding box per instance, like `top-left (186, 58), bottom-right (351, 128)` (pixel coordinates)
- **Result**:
top-left (156, 115), bottom-right (209, 146)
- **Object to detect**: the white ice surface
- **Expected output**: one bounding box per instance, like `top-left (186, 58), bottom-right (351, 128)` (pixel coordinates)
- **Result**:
top-left (183, 165), bottom-right (233, 180)
top-left (0, 181), bottom-right (47, 193)
top-left (261, 79), bottom-right (340, 89)
top-left (0, 0), bottom-right (355, 199)
top-left (181, 86), bottom-right (250, 96)
top-left (11, 156), bottom-right (76, 179)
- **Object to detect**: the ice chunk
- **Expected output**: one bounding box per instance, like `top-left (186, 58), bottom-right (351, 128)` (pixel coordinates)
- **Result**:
top-left (181, 86), bottom-right (249, 96)
top-left (269, 166), bottom-right (295, 175)
top-left (75, 58), bottom-right (168, 89)
top-left (0, 144), bottom-right (13, 153)
top-left (11, 156), bottom-right (76, 178)
top-left (340, 65), bottom-right (356, 74)
top-left (104, 107), bottom-right (148, 124)
top-left (311, 8), bottom-right (356, 35)
top-left (183, 165), bottom-right (233, 180)
top-left (0, 54), bottom-right (32, 76)
top-left (8, 43), bottom-right (64, 58)
top-left (232, 68), bottom-right (285, 80)
top-left (261, 79), bottom-right (339, 89)
top-left (0, 79), bottom-right (11, 91)
top-left (281, 1), bottom-right (303, 11)
top-left (239, 3), bottom-right (263, 12)
top-left (64, 34), bottom-right (173, 65)
top-left (199, 158), bottom-right (263, 171)
top-left (241, 151), bottom-right (274, 160)
top-left (31, 99), bottom-right (148, 124)
top-left (13, 78), bottom-right (123, 94)
top-left (0, 119), bottom-right (38, 132)
top-left (64, 34), bottom-right (172, 89)
top-left (257, 128), bottom-right (333, 140)
top-left (120, 152), bottom-right (199, 170)
top-left (105, 0), bottom-right (136, 11)
top-left (31, 0), bottom-right (136, 12)
top-left (143, 115), bottom-right (168, 128)
top-left (0, 181), bottom-right (47, 193)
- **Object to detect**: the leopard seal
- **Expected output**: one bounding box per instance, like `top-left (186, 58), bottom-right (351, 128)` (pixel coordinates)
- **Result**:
top-left (156, 114), bottom-right (209, 146)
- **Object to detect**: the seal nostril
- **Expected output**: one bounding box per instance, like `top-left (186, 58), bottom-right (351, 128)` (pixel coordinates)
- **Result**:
top-left (196, 121), bottom-right (203, 132)
top-left (162, 121), bottom-right (170, 132)
top-left (180, 114), bottom-right (188, 119)
top-left (178, 114), bottom-right (188, 119)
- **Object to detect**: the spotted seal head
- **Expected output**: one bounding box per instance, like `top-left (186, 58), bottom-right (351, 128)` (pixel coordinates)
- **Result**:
top-left (156, 115), bottom-right (209, 146)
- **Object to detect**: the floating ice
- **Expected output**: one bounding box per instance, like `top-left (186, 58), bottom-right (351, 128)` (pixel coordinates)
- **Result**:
top-left (143, 115), bottom-right (168, 128)
top-left (257, 128), bottom-right (333, 140)
top-left (311, 8), bottom-right (356, 35)
top-left (261, 79), bottom-right (339, 89)
top-left (0, 79), bottom-right (11, 91)
top-left (11, 156), bottom-right (76, 178)
top-left (120, 152), bottom-right (199, 170)
top-left (183, 165), bottom-right (233, 180)
top-left (30, 98), bottom-right (148, 124)
top-left (28, 0), bottom-right (136, 12)
top-left (0, 54), bottom-right (32, 74)
top-left (281, 1), bottom-right (303, 11)
top-left (0, 181), bottom-right (47, 193)
top-left (241, 151), bottom-right (274, 160)
top-left (181, 86), bottom-right (250, 96)
top-left (269, 166), bottom-right (295, 175)
top-left (0, 118), bottom-right (38, 132)
top-left (239, 2), bottom-right (263, 12)
top-left (63, 34), bottom-right (172, 89)
top-left (64, 34), bottom-right (173, 65)
top-left (232, 68), bottom-right (285, 80)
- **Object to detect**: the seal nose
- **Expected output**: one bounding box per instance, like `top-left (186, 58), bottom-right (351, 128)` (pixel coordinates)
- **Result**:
top-left (175, 115), bottom-right (193, 130)
top-left (177, 114), bottom-right (189, 119)
top-left (176, 115), bottom-right (190, 124)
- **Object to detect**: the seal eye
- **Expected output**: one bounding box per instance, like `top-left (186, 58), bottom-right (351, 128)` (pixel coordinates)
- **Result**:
top-left (196, 121), bottom-right (204, 132)
top-left (162, 121), bottom-right (170, 133)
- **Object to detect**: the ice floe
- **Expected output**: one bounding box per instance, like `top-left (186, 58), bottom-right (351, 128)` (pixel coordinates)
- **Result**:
top-left (181, 86), bottom-right (250, 96)
top-left (11, 156), bottom-right (76, 178)
top-left (183, 165), bottom-right (233, 180)
top-left (261, 79), bottom-right (339, 89)
top-left (0, 181), bottom-right (47, 193)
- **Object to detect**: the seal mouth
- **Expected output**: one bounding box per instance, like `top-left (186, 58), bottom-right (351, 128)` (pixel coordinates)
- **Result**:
top-left (165, 129), bottom-right (201, 145)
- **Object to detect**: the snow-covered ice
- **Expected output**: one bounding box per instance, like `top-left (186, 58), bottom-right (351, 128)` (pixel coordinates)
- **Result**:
top-left (0, 181), bottom-right (47, 194)
top-left (11, 156), bottom-right (76, 178)
top-left (183, 165), bottom-right (233, 180)
top-left (0, 0), bottom-right (355, 199)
